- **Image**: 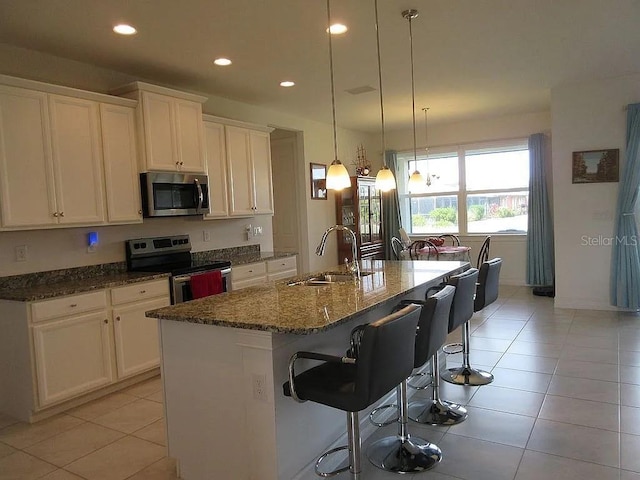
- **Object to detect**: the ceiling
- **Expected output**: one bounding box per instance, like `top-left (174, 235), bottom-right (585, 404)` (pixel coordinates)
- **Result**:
top-left (1, 0), bottom-right (639, 133)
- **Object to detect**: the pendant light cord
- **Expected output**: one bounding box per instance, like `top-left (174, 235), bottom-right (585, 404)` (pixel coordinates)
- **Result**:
top-left (405, 10), bottom-right (419, 170)
top-left (375, 0), bottom-right (386, 163)
top-left (327, 0), bottom-right (339, 162)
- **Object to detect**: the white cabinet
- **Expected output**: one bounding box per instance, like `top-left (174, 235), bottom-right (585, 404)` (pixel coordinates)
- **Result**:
top-left (32, 310), bottom-right (113, 407)
top-left (0, 86), bottom-right (57, 227)
top-left (266, 256), bottom-right (298, 282)
top-left (232, 257), bottom-right (297, 289)
top-left (48, 94), bottom-right (105, 225)
top-left (0, 78), bottom-right (140, 229)
top-left (0, 278), bottom-right (170, 420)
top-left (100, 104), bottom-right (142, 223)
top-left (115, 82), bottom-right (207, 173)
top-left (203, 120), bottom-right (229, 218)
top-left (0, 86), bottom-right (106, 228)
top-left (110, 280), bottom-right (170, 379)
top-left (232, 262), bottom-right (267, 290)
top-left (31, 290), bottom-right (112, 407)
top-left (226, 126), bottom-right (274, 216)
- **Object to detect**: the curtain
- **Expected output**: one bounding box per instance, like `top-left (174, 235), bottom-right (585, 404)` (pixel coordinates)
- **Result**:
top-left (610, 103), bottom-right (640, 309)
top-left (382, 151), bottom-right (403, 260)
top-left (526, 133), bottom-right (555, 286)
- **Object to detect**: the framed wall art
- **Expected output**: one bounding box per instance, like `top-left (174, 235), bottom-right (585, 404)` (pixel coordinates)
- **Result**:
top-left (572, 149), bottom-right (619, 184)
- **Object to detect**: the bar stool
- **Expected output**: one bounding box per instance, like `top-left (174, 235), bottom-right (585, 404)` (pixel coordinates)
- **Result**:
top-left (396, 285), bottom-right (468, 425)
top-left (474, 258), bottom-right (502, 313)
top-left (440, 267), bottom-right (494, 386)
top-left (283, 304), bottom-right (422, 479)
top-left (366, 288), bottom-right (458, 472)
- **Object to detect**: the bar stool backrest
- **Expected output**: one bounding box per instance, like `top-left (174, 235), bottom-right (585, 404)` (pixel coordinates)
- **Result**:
top-left (357, 304), bottom-right (421, 406)
top-left (474, 258), bottom-right (502, 312)
top-left (446, 268), bottom-right (479, 333)
top-left (414, 285), bottom-right (456, 368)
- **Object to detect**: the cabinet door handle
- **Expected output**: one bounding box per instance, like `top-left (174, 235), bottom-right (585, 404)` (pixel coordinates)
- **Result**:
top-left (59, 212), bottom-right (64, 217)
top-left (69, 303), bottom-right (78, 308)
top-left (140, 290), bottom-right (146, 294)
top-left (53, 212), bottom-right (58, 217)
top-left (138, 209), bottom-right (142, 215)
top-left (116, 316), bottom-right (121, 321)
top-left (103, 319), bottom-right (108, 324)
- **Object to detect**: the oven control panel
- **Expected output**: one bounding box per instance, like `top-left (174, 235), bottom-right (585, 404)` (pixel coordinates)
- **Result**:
top-left (126, 235), bottom-right (191, 258)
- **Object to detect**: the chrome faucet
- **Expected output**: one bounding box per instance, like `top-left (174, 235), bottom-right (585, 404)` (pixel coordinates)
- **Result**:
top-left (316, 225), bottom-right (361, 279)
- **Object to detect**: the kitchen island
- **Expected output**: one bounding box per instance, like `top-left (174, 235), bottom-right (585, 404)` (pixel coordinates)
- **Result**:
top-left (146, 259), bottom-right (468, 480)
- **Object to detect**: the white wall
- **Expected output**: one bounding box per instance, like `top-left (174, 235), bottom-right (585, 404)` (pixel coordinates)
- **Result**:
top-left (551, 73), bottom-right (640, 310)
top-left (0, 44), bottom-right (374, 276)
top-left (378, 111), bottom-right (552, 286)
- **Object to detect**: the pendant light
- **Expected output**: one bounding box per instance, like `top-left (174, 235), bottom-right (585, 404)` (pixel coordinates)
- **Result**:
top-left (324, 0), bottom-right (351, 191)
top-left (422, 107), bottom-right (433, 187)
top-left (404, 9), bottom-right (427, 194)
top-left (373, 0), bottom-right (396, 192)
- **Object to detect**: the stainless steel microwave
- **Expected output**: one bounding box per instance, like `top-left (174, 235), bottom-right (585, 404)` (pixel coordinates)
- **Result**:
top-left (140, 172), bottom-right (210, 217)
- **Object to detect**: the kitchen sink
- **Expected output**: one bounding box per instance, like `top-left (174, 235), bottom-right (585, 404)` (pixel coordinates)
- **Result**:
top-left (288, 271), bottom-right (373, 286)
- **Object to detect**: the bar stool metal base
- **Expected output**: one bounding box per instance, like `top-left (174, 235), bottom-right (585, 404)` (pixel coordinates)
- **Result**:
top-left (366, 435), bottom-right (441, 473)
top-left (408, 398), bottom-right (467, 426)
top-left (315, 446), bottom-right (350, 477)
top-left (441, 366), bottom-right (493, 386)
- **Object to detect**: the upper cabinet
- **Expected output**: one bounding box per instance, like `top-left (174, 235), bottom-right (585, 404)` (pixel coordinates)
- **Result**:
top-left (0, 86), bottom-right (57, 227)
top-left (202, 120), bottom-right (229, 218)
top-left (48, 95), bottom-right (105, 225)
top-left (113, 82), bottom-right (207, 173)
top-left (100, 104), bottom-right (143, 223)
top-left (0, 86), bottom-right (106, 227)
top-left (226, 125), bottom-right (274, 216)
top-left (0, 76), bottom-right (141, 229)
top-left (203, 115), bottom-right (274, 218)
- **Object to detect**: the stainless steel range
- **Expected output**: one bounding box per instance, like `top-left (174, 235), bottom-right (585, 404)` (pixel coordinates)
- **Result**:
top-left (126, 235), bottom-right (232, 304)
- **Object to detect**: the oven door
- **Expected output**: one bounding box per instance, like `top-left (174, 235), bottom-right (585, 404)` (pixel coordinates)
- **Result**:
top-left (141, 172), bottom-right (210, 217)
top-left (171, 268), bottom-right (231, 304)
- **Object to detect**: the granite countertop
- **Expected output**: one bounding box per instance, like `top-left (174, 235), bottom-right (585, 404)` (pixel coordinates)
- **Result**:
top-left (146, 260), bottom-right (468, 335)
top-left (0, 272), bottom-right (170, 302)
top-left (0, 249), bottom-right (297, 302)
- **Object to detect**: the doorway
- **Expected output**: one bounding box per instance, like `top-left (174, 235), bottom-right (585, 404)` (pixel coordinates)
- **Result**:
top-left (270, 128), bottom-right (308, 273)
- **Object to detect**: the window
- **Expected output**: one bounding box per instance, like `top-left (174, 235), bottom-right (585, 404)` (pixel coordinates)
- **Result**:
top-left (397, 140), bottom-right (529, 235)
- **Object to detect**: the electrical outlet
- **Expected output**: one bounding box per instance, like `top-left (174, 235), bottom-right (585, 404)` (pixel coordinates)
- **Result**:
top-left (252, 373), bottom-right (268, 402)
top-left (203, 230), bottom-right (211, 242)
top-left (15, 245), bottom-right (28, 262)
top-left (253, 226), bottom-right (262, 236)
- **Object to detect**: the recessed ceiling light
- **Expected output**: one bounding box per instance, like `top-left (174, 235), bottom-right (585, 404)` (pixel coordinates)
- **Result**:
top-left (280, 81), bottom-right (295, 87)
top-left (214, 58), bottom-right (232, 66)
top-left (113, 24), bottom-right (137, 35)
top-left (327, 24), bottom-right (348, 35)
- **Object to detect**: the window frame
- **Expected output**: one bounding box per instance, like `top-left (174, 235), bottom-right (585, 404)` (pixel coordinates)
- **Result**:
top-left (397, 138), bottom-right (530, 236)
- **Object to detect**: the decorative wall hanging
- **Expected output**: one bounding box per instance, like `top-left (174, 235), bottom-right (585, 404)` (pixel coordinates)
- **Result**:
top-left (572, 148), bottom-right (619, 184)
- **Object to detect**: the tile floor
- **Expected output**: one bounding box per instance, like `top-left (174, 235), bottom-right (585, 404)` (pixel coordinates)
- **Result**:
top-left (2, 285), bottom-right (640, 480)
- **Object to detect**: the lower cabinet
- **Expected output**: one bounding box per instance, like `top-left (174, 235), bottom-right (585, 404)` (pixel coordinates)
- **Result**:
top-left (112, 296), bottom-right (169, 379)
top-left (231, 262), bottom-right (267, 290)
top-left (32, 310), bottom-right (114, 407)
top-left (232, 256), bottom-right (298, 290)
top-left (0, 278), bottom-right (170, 420)
top-left (266, 256), bottom-right (297, 282)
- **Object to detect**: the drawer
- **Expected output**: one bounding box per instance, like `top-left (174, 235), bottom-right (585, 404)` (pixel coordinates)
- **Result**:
top-left (266, 256), bottom-right (297, 274)
top-left (232, 262), bottom-right (267, 281)
top-left (110, 279), bottom-right (169, 306)
top-left (31, 290), bottom-right (108, 323)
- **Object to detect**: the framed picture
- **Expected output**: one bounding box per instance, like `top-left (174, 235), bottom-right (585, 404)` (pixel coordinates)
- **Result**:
top-left (572, 149), bottom-right (619, 184)
top-left (310, 163), bottom-right (327, 199)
